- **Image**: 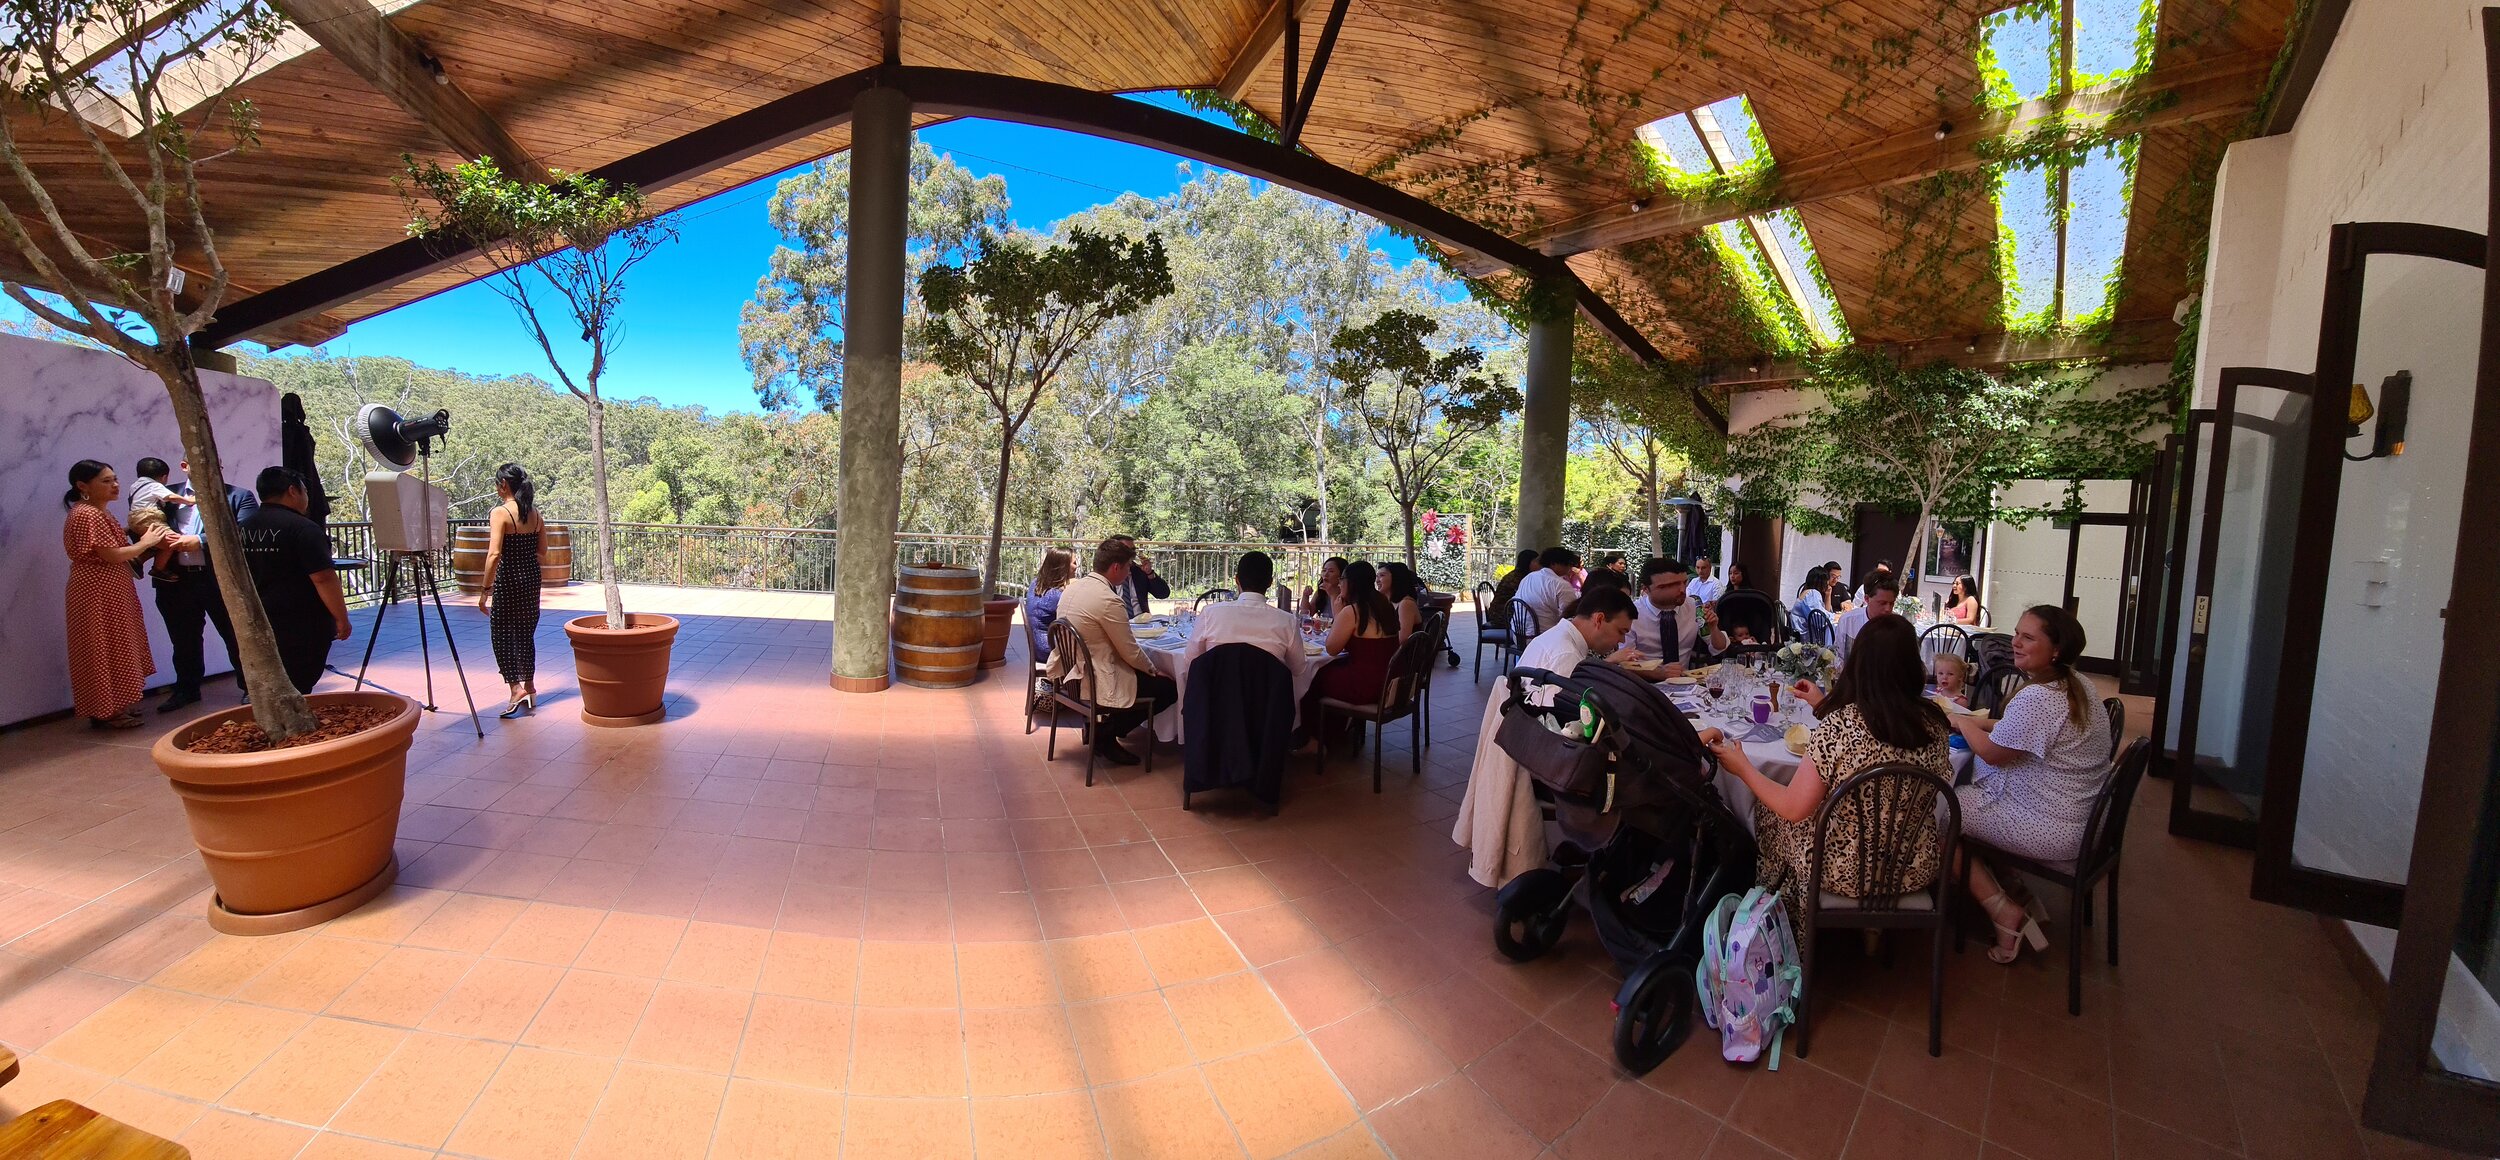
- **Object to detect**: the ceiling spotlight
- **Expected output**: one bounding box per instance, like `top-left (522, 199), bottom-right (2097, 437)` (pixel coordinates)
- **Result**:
top-left (1630, 197), bottom-right (1652, 213)
top-left (1934, 121), bottom-right (1952, 141)
top-left (1746, 359), bottom-right (1763, 375)
top-left (418, 51), bottom-right (449, 86)
top-left (1964, 337), bottom-right (1979, 354)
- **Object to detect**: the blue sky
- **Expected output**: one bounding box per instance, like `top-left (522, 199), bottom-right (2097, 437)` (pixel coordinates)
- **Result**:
top-left (239, 91), bottom-right (1422, 416)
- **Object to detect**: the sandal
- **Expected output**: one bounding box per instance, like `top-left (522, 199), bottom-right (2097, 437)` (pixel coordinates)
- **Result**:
top-left (1979, 891), bottom-right (2047, 965)
top-left (91, 713), bottom-right (145, 730)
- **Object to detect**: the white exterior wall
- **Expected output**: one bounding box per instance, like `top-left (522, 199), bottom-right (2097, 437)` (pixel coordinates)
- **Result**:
top-left (2188, 0), bottom-right (2493, 1066)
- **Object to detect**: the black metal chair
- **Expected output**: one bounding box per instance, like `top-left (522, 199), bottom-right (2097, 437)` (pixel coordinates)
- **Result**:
top-left (1918, 623), bottom-right (1973, 664)
top-left (1044, 619), bottom-right (1157, 787)
top-left (1958, 737), bottom-right (2155, 1015)
top-left (1313, 630), bottom-right (1437, 793)
top-left (1181, 644), bottom-right (1294, 813)
top-left (2102, 696), bottom-right (2125, 760)
top-left (1800, 607), bottom-right (1834, 647)
top-left (1794, 763), bottom-right (1962, 1059)
top-left (1422, 591), bottom-right (1461, 668)
top-left (1507, 598), bottom-right (1539, 657)
top-left (1193, 587), bottom-right (1234, 611)
top-left (1981, 666), bottom-right (2027, 718)
top-left (1470, 582), bottom-right (1512, 680)
top-left (1411, 611), bottom-right (1451, 746)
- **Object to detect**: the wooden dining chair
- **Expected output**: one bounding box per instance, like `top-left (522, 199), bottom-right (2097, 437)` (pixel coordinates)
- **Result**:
top-left (1470, 582), bottom-right (1512, 680)
top-left (1958, 738), bottom-right (2155, 1015)
top-left (1314, 630), bottom-right (1438, 792)
top-left (1044, 620), bottom-right (1157, 787)
top-left (1795, 763), bottom-right (1962, 1059)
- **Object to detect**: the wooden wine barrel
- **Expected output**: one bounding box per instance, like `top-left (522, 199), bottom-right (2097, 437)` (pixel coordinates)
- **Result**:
top-left (451, 526), bottom-right (492, 595)
top-left (540, 524), bottom-right (573, 588)
top-left (894, 563), bottom-right (983, 688)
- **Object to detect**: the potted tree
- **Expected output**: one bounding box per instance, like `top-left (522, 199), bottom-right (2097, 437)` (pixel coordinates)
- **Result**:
top-left (0, 0), bottom-right (418, 933)
top-left (916, 227), bottom-right (1172, 660)
top-left (403, 157), bottom-right (680, 724)
top-left (1326, 309), bottom-right (1520, 568)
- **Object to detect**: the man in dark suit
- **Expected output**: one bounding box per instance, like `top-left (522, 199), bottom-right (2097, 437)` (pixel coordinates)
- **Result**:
top-left (151, 460), bottom-right (258, 711)
top-left (1108, 534), bottom-right (1170, 617)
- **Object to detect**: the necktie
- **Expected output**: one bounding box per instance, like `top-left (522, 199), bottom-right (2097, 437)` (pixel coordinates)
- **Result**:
top-left (1659, 606), bottom-right (1677, 665)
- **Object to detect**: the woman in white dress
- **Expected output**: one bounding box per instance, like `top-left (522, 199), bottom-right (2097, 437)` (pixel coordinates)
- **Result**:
top-left (1951, 605), bottom-right (2111, 964)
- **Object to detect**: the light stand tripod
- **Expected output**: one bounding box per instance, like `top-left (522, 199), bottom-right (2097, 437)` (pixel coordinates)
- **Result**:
top-left (350, 551), bottom-right (483, 738)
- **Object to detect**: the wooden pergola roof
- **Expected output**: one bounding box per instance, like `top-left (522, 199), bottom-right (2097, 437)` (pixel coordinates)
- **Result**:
top-left (8, 0), bottom-right (2301, 377)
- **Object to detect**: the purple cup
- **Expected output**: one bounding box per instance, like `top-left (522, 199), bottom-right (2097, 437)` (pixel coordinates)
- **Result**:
top-left (1749, 694), bottom-right (1772, 726)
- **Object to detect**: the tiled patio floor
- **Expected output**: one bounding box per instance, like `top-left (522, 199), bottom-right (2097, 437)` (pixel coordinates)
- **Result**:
top-left (0, 585), bottom-right (2467, 1158)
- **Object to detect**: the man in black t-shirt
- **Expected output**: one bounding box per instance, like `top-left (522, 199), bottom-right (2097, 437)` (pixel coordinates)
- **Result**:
top-left (240, 467), bottom-right (351, 693)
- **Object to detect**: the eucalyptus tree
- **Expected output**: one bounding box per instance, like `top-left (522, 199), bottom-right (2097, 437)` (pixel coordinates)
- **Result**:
top-left (1327, 309), bottom-right (1522, 567)
top-left (916, 227), bottom-right (1173, 596)
top-left (1573, 343), bottom-right (1709, 558)
top-left (0, 0), bottom-right (331, 738)
top-left (402, 157), bottom-right (675, 631)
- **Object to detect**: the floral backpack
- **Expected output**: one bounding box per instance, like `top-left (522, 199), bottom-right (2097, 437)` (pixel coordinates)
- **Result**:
top-left (1695, 882), bottom-right (1803, 1069)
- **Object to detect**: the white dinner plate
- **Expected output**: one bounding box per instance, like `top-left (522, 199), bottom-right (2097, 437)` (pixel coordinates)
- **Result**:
top-left (1133, 626), bottom-right (1167, 640)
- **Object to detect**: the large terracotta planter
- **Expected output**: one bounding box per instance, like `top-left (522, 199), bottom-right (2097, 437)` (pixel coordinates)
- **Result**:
top-left (151, 691), bottom-right (420, 935)
top-left (566, 612), bottom-right (679, 726)
top-left (979, 597), bottom-right (1018, 670)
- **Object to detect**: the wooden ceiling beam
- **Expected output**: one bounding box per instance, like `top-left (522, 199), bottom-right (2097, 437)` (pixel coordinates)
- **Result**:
top-left (268, 0), bottom-right (551, 184)
top-left (1703, 319), bottom-right (2179, 390)
top-left (1213, 0), bottom-right (1290, 101)
top-left (1486, 50), bottom-right (2273, 269)
top-left (1, 215), bottom-right (346, 348)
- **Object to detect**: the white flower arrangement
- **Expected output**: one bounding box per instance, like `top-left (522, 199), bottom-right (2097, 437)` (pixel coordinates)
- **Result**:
top-left (1897, 594), bottom-right (1924, 621)
top-left (1771, 641), bottom-right (1837, 685)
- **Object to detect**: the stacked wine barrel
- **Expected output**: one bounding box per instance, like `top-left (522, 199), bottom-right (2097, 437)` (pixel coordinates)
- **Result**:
top-left (541, 524), bottom-right (573, 588)
top-left (894, 563), bottom-right (983, 688)
top-left (451, 526), bottom-right (493, 595)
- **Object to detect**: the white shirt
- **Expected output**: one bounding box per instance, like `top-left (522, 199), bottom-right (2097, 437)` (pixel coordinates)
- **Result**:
top-left (1183, 591), bottom-right (1301, 669)
top-left (1687, 575), bottom-right (1725, 605)
top-left (1629, 593), bottom-right (1704, 666)
top-left (1832, 605), bottom-right (1870, 661)
top-left (1512, 568), bottom-right (1577, 634)
top-left (1516, 618), bottom-right (1596, 675)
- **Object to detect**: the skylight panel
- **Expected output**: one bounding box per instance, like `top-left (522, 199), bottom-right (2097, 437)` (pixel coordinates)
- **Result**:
top-left (2060, 141), bottom-right (2137, 321)
top-left (1765, 210), bottom-right (1846, 342)
top-left (2073, 0), bottom-right (2155, 83)
top-left (1981, 6), bottom-right (2059, 105)
top-left (1999, 164), bottom-right (2060, 325)
top-left (1636, 116), bottom-right (1713, 176)
top-left (1632, 94), bottom-right (1847, 350)
top-left (1692, 97), bottom-right (1759, 167)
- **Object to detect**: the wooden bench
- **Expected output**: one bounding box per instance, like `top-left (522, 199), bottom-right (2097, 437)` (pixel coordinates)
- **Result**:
top-left (0, 1052), bottom-right (189, 1159)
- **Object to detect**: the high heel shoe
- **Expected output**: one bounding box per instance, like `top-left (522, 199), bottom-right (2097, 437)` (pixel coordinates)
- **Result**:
top-left (499, 693), bottom-right (535, 720)
top-left (1980, 891), bottom-right (2047, 965)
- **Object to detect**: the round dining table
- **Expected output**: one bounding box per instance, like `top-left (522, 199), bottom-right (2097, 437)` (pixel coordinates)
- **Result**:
top-left (1655, 678), bottom-right (1975, 834)
top-left (1133, 616), bottom-right (1334, 744)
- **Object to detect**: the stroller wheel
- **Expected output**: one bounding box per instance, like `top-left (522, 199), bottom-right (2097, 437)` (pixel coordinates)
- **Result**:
top-left (1493, 868), bottom-right (1573, 962)
top-left (1612, 951), bottom-right (1698, 1075)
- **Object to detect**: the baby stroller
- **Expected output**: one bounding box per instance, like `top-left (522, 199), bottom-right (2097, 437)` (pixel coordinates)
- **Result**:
top-left (1489, 660), bottom-right (1757, 1073)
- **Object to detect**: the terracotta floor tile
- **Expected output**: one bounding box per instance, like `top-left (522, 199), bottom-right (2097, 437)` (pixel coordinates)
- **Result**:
top-left (858, 940), bottom-right (958, 1007)
top-left (848, 1007), bottom-right (967, 1097)
top-left (230, 937), bottom-right (389, 1013)
top-left (404, 891), bottom-right (528, 952)
top-left (40, 985), bottom-right (218, 1075)
top-left (148, 931), bottom-right (309, 997)
top-left (626, 981), bottom-right (753, 1072)
top-left (578, 1060), bottom-right (728, 1160)
top-left (1035, 886), bottom-right (1126, 940)
top-left (1109, 876), bottom-right (1203, 929)
top-left (966, 1006), bottom-right (1089, 1096)
top-left (222, 1017), bottom-right (404, 1125)
top-left (957, 940), bottom-right (1058, 1008)
top-left (1050, 933), bottom-right (1158, 1002)
top-left (1462, 1021), bottom-right (1617, 1142)
top-left (1092, 1070), bottom-right (1245, 1160)
top-left (664, 920), bottom-right (773, 989)
top-left (735, 993), bottom-right (854, 1087)
top-left (2116, 1112), bottom-right (2243, 1160)
top-left (1550, 1081), bottom-right (1717, 1160)
top-left (1215, 903), bottom-right (1330, 968)
top-left (1865, 1018), bottom-right (1995, 1134)
top-left (1166, 973), bottom-right (1299, 1062)
top-left (1204, 1040), bottom-right (1358, 1159)
top-left (1983, 1065), bottom-right (2117, 1160)
top-left (71, 912), bottom-right (217, 982)
top-left (418, 955), bottom-right (563, 1041)
top-left (445, 1046), bottom-right (616, 1160)
top-left (1136, 918), bottom-right (1249, 985)
top-left (842, 1095), bottom-right (974, 1159)
top-left (1843, 1092), bottom-right (1981, 1160)
top-left (758, 929), bottom-right (860, 1003)
top-left (1369, 1074), bottom-right (1542, 1160)
top-left (1258, 949), bottom-right (1382, 1032)
top-left (175, 1107), bottom-right (318, 1157)
top-left (324, 945), bottom-right (473, 1027)
top-left (297, 1133), bottom-right (436, 1159)
top-left (484, 900), bottom-right (607, 965)
top-left (328, 1031), bottom-right (509, 1149)
top-left (1308, 1004), bottom-right (1457, 1110)
top-left (578, 911), bottom-right (688, 976)
top-left (712, 1078), bottom-right (846, 1158)
top-left (78, 1082), bottom-right (203, 1144)
top-left (521, 969), bottom-right (656, 1055)
top-left (1068, 993), bottom-right (1193, 1084)
top-left (1188, 865), bottom-right (1288, 915)
top-left (973, 1091), bottom-right (1106, 1157)
top-left (122, 1001), bottom-right (310, 1102)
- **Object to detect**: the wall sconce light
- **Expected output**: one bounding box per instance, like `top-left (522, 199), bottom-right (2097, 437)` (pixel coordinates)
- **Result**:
top-left (2345, 370), bottom-right (2411, 461)
top-left (1963, 336), bottom-right (1979, 354)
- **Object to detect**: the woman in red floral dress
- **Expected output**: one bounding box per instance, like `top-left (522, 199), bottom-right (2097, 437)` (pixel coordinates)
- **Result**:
top-left (63, 460), bottom-right (170, 728)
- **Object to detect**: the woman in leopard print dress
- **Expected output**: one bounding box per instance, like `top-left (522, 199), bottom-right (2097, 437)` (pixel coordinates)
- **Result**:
top-left (1702, 616), bottom-right (1952, 925)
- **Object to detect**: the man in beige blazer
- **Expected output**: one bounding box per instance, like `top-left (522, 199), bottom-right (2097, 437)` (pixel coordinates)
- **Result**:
top-left (1048, 538), bottom-right (1177, 765)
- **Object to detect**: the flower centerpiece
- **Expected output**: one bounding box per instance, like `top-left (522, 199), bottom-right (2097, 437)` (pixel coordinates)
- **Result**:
top-left (1770, 641), bottom-right (1838, 687)
top-left (1897, 594), bottom-right (1925, 622)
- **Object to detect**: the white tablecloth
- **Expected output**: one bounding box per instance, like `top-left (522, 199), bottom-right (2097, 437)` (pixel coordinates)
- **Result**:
top-left (1663, 687), bottom-right (1973, 833)
top-left (1137, 627), bottom-right (1332, 744)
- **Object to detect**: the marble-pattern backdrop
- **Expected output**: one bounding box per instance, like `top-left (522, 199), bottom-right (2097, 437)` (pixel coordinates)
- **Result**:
top-left (0, 333), bottom-right (282, 727)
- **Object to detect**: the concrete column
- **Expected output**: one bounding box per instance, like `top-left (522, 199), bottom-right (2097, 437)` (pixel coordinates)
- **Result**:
top-left (1514, 299), bottom-right (1573, 552)
top-left (831, 86), bottom-right (910, 693)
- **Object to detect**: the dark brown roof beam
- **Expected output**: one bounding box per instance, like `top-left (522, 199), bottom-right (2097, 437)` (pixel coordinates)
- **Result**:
top-left (1280, 0), bottom-right (1350, 148)
top-left (1698, 319), bottom-right (2179, 391)
top-left (1474, 50), bottom-right (2272, 272)
top-left (1214, 0), bottom-right (1290, 101)
top-left (268, 0), bottom-right (552, 185)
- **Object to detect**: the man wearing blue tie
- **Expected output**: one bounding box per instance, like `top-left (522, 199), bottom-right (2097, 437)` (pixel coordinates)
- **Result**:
top-left (1627, 557), bottom-right (1728, 676)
